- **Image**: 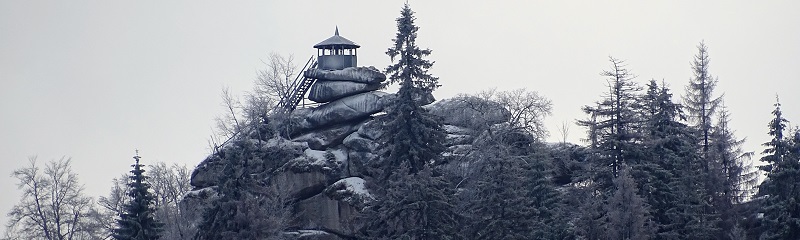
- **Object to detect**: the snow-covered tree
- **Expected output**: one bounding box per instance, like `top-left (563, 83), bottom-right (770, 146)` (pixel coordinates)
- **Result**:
top-left (113, 153), bottom-right (163, 240)
top-left (194, 140), bottom-right (290, 240)
top-left (6, 157), bottom-right (100, 240)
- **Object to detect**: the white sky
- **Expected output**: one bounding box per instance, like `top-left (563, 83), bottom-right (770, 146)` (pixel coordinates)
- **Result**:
top-left (1, 1), bottom-right (799, 233)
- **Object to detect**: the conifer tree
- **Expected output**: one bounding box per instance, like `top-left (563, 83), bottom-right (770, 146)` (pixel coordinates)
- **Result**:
top-left (682, 42), bottom-right (727, 238)
top-left (360, 165), bottom-right (461, 240)
top-left (380, 3), bottom-right (446, 175)
top-left (359, 5), bottom-right (460, 239)
top-left (760, 96), bottom-right (790, 173)
top-left (758, 100), bottom-right (800, 240)
top-left (606, 166), bottom-right (655, 240)
top-left (194, 140), bottom-right (289, 240)
top-left (466, 134), bottom-right (564, 239)
top-left (114, 152), bottom-right (163, 240)
top-left (759, 128), bottom-right (800, 240)
top-left (638, 80), bottom-right (686, 238)
top-left (708, 106), bottom-right (758, 236)
top-left (637, 80), bottom-right (723, 239)
top-left (578, 57), bottom-right (643, 186)
top-left (683, 41), bottom-right (723, 157)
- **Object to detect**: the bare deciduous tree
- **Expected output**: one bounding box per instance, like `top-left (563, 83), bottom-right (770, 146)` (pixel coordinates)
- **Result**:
top-left (6, 157), bottom-right (100, 240)
top-left (209, 52), bottom-right (298, 152)
top-left (214, 87), bottom-right (245, 141)
top-left (254, 53), bottom-right (297, 104)
top-left (558, 120), bottom-right (571, 143)
top-left (148, 163), bottom-right (193, 240)
top-left (95, 174), bottom-right (128, 239)
top-left (465, 88), bottom-right (553, 140)
top-left (495, 88), bottom-right (553, 139)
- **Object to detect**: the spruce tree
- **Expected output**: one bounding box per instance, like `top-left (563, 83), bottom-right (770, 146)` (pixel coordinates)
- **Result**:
top-left (359, 4), bottom-right (460, 239)
top-left (380, 3), bottom-right (446, 175)
top-left (360, 165), bottom-right (461, 240)
top-left (638, 80), bottom-right (722, 239)
top-left (114, 151), bottom-right (163, 240)
top-left (638, 80), bottom-right (686, 239)
top-left (758, 100), bottom-right (800, 240)
top-left (760, 96), bottom-right (790, 173)
top-left (467, 134), bottom-right (564, 239)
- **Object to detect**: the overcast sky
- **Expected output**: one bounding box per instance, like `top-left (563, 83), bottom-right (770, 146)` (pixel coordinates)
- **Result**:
top-left (1, 1), bottom-right (799, 233)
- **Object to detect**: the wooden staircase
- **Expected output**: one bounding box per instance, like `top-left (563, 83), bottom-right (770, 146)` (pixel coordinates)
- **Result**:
top-left (276, 55), bottom-right (317, 115)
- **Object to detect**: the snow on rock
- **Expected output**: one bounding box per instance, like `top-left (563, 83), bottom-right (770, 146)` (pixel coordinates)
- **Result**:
top-left (304, 66), bottom-right (386, 84)
top-left (305, 91), bottom-right (389, 128)
top-left (342, 132), bottom-right (377, 152)
top-left (339, 177), bottom-right (370, 196)
top-left (427, 96), bottom-right (511, 129)
top-left (179, 186), bottom-right (218, 228)
top-left (447, 133), bottom-right (474, 146)
top-left (308, 80), bottom-right (381, 103)
top-left (292, 121), bottom-right (364, 150)
top-left (443, 124), bottom-right (475, 135)
top-left (326, 177), bottom-right (373, 209)
top-left (447, 144), bottom-right (474, 157)
top-left (304, 149), bottom-right (330, 165)
top-left (283, 230), bottom-right (344, 240)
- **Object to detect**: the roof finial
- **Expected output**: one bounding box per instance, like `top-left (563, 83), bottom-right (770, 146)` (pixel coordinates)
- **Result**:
top-left (335, 26), bottom-right (339, 36)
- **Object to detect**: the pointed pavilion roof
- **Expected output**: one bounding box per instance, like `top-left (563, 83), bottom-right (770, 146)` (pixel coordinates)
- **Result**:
top-left (313, 27), bottom-right (360, 49)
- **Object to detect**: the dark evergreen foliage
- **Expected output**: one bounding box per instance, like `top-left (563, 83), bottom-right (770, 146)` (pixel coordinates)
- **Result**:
top-left (758, 101), bottom-right (800, 240)
top-left (760, 97), bottom-right (790, 173)
top-left (359, 4), bottom-right (460, 239)
top-left (380, 3), bottom-right (446, 175)
top-left (113, 153), bottom-right (163, 240)
top-left (360, 165), bottom-right (461, 240)
top-left (573, 186), bottom-right (607, 240)
top-left (708, 106), bottom-right (758, 237)
top-left (606, 166), bottom-right (655, 240)
top-left (384, 4), bottom-right (439, 92)
top-left (577, 57), bottom-right (643, 186)
top-left (638, 80), bottom-right (694, 239)
top-left (466, 132), bottom-right (565, 239)
top-left (193, 140), bottom-right (290, 240)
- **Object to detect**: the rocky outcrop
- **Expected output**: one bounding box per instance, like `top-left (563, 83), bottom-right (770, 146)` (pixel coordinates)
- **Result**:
top-left (304, 91), bottom-right (389, 128)
top-left (293, 121), bottom-right (366, 151)
top-left (308, 81), bottom-right (381, 103)
top-left (183, 65), bottom-right (513, 239)
top-left (304, 66), bottom-right (386, 84)
top-left (427, 96), bottom-right (511, 129)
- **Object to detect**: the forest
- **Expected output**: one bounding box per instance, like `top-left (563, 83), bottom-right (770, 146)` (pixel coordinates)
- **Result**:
top-left (5, 3), bottom-right (800, 240)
